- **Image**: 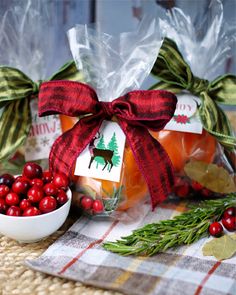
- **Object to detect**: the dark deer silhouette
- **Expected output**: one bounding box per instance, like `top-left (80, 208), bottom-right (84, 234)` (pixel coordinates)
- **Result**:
top-left (88, 133), bottom-right (114, 172)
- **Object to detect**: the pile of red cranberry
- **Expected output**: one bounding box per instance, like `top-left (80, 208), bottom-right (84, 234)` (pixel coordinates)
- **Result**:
top-left (80, 195), bottom-right (104, 214)
top-left (209, 207), bottom-right (236, 237)
top-left (174, 177), bottom-right (213, 198)
top-left (0, 162), bottom-right (69, 217)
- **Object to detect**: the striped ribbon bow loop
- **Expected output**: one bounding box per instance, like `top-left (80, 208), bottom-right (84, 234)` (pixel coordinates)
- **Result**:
top-left (0, 61), bottom-right (82, 161)
top-left (38, 81), bottom-right (177, 209)
top-left (151, 37), bottom-right (236, 150)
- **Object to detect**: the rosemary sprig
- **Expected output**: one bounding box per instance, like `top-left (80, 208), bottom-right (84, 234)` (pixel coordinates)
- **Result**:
top-left (103, 194), bottom-right (236, 256)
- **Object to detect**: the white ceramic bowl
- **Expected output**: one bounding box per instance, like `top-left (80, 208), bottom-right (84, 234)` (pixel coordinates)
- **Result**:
top-left (0, 189), bottom-right (72, 243)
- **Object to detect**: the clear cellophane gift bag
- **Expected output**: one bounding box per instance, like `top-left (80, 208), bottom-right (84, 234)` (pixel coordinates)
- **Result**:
top-left (66, 18), bottom-right (169, 219)
top-left (0, 0), bottom-right (81, 175)
top-left (151, 0), bottom-right (236, 199)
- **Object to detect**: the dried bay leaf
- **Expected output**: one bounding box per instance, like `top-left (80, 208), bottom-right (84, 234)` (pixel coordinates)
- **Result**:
top-left (184, 161), bottom-right (236, 193)
top-left (202, 241), bottom-right (213, 256)
top-left (202, 235), bottom-right (236, 260)
top-left (231, 234), bottom-right (236, 240)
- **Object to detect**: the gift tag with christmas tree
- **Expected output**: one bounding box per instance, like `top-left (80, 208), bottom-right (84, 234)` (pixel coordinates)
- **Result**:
top-left (75, 121), bottom-right (126, 182)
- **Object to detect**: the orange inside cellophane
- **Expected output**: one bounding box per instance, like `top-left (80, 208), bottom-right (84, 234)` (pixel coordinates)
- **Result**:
top-left (60, 115), bottom-right (218, 212)
top-left (60, 115), bottom-right (148, 211)
top-left (150, 129), bottom-right (217, 172)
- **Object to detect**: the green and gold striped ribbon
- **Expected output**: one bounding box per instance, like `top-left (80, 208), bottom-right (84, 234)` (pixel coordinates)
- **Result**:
top-left (0, 61), bottom-right (83, 160)
top-left (151, 37), bottom-right (236, 150)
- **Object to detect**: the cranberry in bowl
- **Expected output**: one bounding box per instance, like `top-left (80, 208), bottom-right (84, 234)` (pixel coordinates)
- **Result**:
top-left (0, 164), bottom-right (72, 243)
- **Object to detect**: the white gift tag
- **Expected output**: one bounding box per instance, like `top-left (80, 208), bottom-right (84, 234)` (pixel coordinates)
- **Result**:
top-left (164, 93), bottom-right (203, 134)
top-left (25, 99), bottom-right (62, 161)
top-left (74, 121), bottom-right (126, 183)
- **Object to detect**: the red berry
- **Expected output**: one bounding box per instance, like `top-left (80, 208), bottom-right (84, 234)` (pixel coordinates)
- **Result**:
top-left (222, 217), bottom-right (236, 232)
top-left (174, 183), bottom-right (190, 198)
top-left (223, 207), bottom-right (236, 219)
top-left (42, 171), bottom-right (53, 184)
top-left (20, 199), bottom-right (31, 211)
top-left (0, 174), bottom-right (15, 187)
top-left (191, 181), bottom-right (203, 191)
top-left (201, 188), bottom-right (212, 197)
top-left (27, 186), bottom-right (44, 203)
top-left (23, 207), bottom-right (41, 216)
top-left (15, 176), bottom-right (30, 182)
top-left (12, 179), bottom-right (30, 195)
top-left (56, 190), bottom-right (68, 206)
top-left (0, 199), bottom-right (7, 213)
top-left (30, 178), bottom-right (44, 187)
top-left (23, 162), bottom-right (43, 179)
top-left (53, 173), bottom-right (69, 190)
top-left (7, 206), bottom-right (21, 216)
top-left (80, 196), bottom-right (94, 210)
top-left (209, 222), bottom-right (223, 237)
top-left (44, 183), bottom-right (58, 196)
top-left (39, 196), bottom-right (57, 213)
top-left (0, 184), bottom-right (10, 198)
top-left (92, 199), bottom-right (104, 213)
top-left (5, 192), bottom-right (20, 206)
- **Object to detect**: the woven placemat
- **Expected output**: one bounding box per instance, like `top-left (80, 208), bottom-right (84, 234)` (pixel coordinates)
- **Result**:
top-left (0, 216), bottom-right (121, 295)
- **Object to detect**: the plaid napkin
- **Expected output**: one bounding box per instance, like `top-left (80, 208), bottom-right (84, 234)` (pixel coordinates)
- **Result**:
top-left (26, 201), bottom-right (236, 295)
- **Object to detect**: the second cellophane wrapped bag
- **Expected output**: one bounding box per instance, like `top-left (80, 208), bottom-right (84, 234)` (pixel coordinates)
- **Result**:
top-left (0, 0), bottom-right (81, 175)
top-left (151, 1), bottom-right (236, 199)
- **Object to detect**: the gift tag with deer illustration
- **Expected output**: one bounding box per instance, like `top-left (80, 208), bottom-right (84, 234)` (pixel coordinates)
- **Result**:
top-left (25, 99), bottom-right (62, 161)
top-left (164, 93), bottom-right (202, 134)
top-left (74, 121), bottom-right (126, 182)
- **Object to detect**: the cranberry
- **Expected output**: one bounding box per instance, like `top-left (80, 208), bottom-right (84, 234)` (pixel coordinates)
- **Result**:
top-left (53, 173), bottom-right (69, 190)
top-left (7, 206), bottom-right (21, 216)
top-left (23, 207), bottom-right (41, 216)
top-left (0, 173), bottom-right (15, 187)
top-left (5, 192), bottom-right (20, 206)
top-left (42, 171), bottom-right (53, 184)
top-left (80, 196), bottom-right (93, 210)
top-left (30, 178), bottom-right (44, 187)
top-left (223, 207), bottom-right (236, 219)
top-left (0, 184), bottom-right (10, 198)
top-left (39, 196), bottom-right (57, 213)
top-left (56, 190), bottom-right (68, 206)
top-left (201, 188), bottom-right (212, 197)
top-left (209, 222), bottom-right (223, 237)
top-left (23, 162), bottom-right (43, 179)
top-left (27, 186), bottom-right (44, 203)
top-left (15, 175), bottom-right (30, 182)
top-left (12, 179), bottom-right (30, 195)
top-left (92, 199), bottom-right (104, 213)
top-left (44, 183), bottom-right (58, 196)
top-left (174, 176), bottom-right (183, 186)
top-left (222, 217), bottom-right (236, 232)
top-left (0, 199), bottom-right (7, 213)
top-left (174, 183), bottom-right (190, 198)
top-left (191, 181), bottom-right (203, 191)
top-left (20, 199), bottom-right (31, 211)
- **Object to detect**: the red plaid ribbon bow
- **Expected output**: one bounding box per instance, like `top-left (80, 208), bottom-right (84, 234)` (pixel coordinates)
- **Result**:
top-left (38, 81), bottom-right (177, 209)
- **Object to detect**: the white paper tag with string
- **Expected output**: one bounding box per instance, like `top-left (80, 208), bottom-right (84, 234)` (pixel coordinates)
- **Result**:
top-left (74, 121), bottom-right (126, 183)
top-left (164, 93), bottom-right (202, 134)
top-left (25, 99), bottom-right (62, 161)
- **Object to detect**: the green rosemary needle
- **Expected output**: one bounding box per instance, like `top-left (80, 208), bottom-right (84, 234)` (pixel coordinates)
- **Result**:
top-left (103, 194), bottom-right (236, 256)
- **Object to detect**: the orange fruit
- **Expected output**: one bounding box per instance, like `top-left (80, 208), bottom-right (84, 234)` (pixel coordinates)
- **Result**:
top-left (60, 115), bottom-right (78, 133)
top-left (60, 115), bottom-right (148, 211)
top-left (117, 146), bottom-right (148, 210)
top-left (150, 129), bottom-right (217, 172)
